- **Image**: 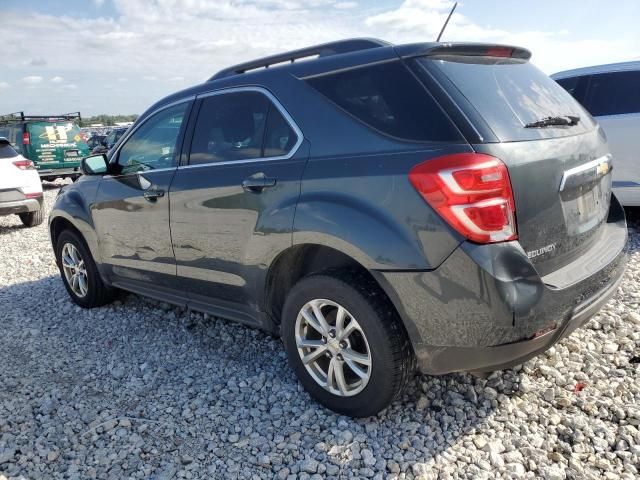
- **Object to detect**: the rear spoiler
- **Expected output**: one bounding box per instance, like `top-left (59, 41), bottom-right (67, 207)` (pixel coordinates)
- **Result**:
top-left (395, 42), bottom-right (531, 61)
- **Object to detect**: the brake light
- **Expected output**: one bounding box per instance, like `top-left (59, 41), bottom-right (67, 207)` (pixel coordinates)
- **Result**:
top-left (24, 192), bottom-right (43, 199)
top-left (409, 153), bottom-right (517, 244)
top-left (22, 132), bottom-right (30, 145)
top-left (486, 47), bottom-right (514, 57)
top-left (13, 159), bottom-right (35, 170)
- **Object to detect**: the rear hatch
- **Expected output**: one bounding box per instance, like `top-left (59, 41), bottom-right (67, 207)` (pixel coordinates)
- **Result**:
top-left (414, 47), bottom-right (612, 277)
top-left (25, 121), bottom-right (90, 170)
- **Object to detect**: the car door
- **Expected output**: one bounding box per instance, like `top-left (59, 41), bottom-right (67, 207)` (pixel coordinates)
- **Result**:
top-left (169, 87), bottom-right (307, 324)
top-left (92, 100), bottom-right (191, 293)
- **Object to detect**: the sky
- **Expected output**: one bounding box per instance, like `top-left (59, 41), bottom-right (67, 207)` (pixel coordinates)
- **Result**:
top-left (1, 0), bottom-right (639, 116)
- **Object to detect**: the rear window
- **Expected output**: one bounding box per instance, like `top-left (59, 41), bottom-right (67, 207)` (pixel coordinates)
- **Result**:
top-left (0, 142), bottom-right (18, 159)
top-left (305, 60), bottom-right (462, 143)
top-left (421, 56), bottom-right (594, 141)
top-left (582, 71), bottom-right (640, 117)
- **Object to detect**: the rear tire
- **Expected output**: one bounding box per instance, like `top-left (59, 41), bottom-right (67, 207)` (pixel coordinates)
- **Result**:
top-left (19, 208), bottom-right (44, 227)
top-left (282, 270), bottom-right (415, 417)
top-left (55, 229), bottom-right (117, 308)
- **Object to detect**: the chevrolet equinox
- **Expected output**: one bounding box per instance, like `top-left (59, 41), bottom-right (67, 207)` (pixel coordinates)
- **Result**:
top-left (49, 39), bottom-right (627, 417)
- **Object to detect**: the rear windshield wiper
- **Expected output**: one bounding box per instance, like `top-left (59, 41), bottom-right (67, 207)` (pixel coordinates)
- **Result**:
top-left (525, 115), bottom-right (580, 128)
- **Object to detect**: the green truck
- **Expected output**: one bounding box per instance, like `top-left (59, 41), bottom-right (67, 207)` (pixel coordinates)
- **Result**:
top-left (0, 112), bottom-right (90, 181)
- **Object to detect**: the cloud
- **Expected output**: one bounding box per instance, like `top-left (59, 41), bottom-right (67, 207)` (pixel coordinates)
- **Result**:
top-left (1, 1), bottom-right (638, 115)
top-left (93, 0), bottom-right (106, 6)
top-left (166, 76), bottom-right (185, 82)
top-left (334, 1), bottom-right (357, 8)
top-left (364, 0), bottom-right (640, 73)
top-left (22, 76), bottom-right (43, 85)
top-left (62, 84), bottom-right (78, 90)
top-left (0, 82), bottom-right (10, 90)
top-left (50, 76), bottom-right (64, 83)
top-left (28, 57), bottom-right (47, 67)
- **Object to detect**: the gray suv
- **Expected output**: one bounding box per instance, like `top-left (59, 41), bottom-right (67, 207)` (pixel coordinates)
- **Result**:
top-left (49, 39), bottom-right (627, 417)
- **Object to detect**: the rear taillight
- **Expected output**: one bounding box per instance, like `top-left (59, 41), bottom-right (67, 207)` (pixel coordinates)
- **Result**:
top-left (13, 159), bottom-right (35, 170)
top-left (24, 192), bottom-right (43, 199)
top-left (22, 132), bottom-right (30, 145)
top-left (409, 153), bottom-right (517, 244)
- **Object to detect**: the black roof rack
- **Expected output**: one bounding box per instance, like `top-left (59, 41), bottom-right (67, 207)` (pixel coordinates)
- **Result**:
top-left (209, 38), bottom-right (390, 81)
top-left (0, 111), bottom-right (82, 126)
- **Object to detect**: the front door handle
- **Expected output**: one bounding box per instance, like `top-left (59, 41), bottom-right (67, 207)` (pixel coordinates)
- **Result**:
top-left (143, 189), bottom-right (165, 201)
top-left (242, 176), bottom-right (276, 193)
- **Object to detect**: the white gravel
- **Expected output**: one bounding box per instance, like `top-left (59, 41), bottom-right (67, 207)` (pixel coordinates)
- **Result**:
top-left (0, 183), bottom-right (639, 480)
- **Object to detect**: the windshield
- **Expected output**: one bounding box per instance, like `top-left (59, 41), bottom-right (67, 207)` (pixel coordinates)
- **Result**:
top-left (420, 56), bottom-right (595, 141)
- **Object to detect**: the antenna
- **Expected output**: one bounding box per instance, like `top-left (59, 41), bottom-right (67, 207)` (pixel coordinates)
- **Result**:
top-left (436, 2), bottom-right (457, 42)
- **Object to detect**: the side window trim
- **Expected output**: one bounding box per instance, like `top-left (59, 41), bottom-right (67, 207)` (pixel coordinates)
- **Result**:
top-left (181, 86), bottom-right (303, 169)
top-left (107, 97), bottom-right (194, 177)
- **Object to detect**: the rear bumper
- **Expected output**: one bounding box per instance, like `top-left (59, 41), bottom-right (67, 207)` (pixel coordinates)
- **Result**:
top-left (37, 166), bottom-right (81, 178)
top-left (0, 196), bottom-right (43, 215)
top-left (421, 264), bottom-right (624, 374)
top-left (374, 195), bottom-right (628, 374)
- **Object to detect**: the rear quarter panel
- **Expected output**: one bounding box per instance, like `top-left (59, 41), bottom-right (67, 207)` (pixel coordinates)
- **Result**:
top-left (294, 148), bottom-right (467, 270)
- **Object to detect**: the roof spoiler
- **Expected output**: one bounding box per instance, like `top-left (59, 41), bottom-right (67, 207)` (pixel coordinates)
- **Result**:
top-left (396, 42), bottom-right (531, 61)
top-left (209, 38), bottom-right (390, 81)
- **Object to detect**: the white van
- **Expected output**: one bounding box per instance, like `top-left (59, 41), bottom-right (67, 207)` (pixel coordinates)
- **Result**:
top-left (552, 62), bottom-right (640, 206)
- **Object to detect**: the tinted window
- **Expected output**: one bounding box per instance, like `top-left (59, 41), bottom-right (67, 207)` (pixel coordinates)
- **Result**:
top-left (305, 61), bottom-right (461, 142)
top-left (116, 102), bottom-right (187, 174)
top-left (0, 142), bottom-right (18, 159)
top-left (189, 92), bottom-right (269, 165)
top-left (424, 56), bottom-right (594, 141)
top-left (583, 71), bottom-right (640, 116)
top-left (264, 107), bottom-right (296, 157)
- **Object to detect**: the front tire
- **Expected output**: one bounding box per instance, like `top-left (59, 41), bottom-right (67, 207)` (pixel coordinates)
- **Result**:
top-left (282, 271), bottom-right (415, 417)
top-left (55, 229), bottom-right (116, 308)
top-left (19, 208), bottom-right (44, 227)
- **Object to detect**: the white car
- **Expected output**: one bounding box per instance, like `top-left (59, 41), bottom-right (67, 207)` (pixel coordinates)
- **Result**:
top-left (552, 62), bottom-right (640, 206)
top-left (0, 137), bottom-right (44, 227)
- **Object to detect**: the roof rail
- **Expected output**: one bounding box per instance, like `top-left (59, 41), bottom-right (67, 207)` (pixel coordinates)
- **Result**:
top-left (0, 111), bottom-right (82, 126)
top-left (209, 38), bottom-right (390, 81)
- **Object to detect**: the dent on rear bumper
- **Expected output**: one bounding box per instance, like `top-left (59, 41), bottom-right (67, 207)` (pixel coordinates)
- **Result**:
top-left (373, 200), bottom-right (628, 374)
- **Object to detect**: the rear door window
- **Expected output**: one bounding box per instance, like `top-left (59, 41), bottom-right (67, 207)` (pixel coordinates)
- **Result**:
top-left (421, 56), bottom-right (594, 141)
top-left (188, 90), bottom-right (299, 165)
top-left (304, 60), bottom-right (462, 143)
top-left (582, 71), bottom-right (640, 116)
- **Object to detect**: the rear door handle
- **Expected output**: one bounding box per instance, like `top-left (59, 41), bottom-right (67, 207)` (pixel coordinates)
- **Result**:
top-left (143, 189), bottom-right (165, 201)
top-left (242, 176), bottom-right (276, 192)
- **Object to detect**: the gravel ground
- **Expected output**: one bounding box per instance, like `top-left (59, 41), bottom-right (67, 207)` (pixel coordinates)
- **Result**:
top-left (0, 183), bottom-right (639, 480)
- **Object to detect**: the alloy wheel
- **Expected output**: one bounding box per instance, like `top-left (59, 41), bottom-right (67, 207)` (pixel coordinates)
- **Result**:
top-left (295, 299), bottom-right (372, 397)
top-left (61, 243), bottom-right (88, 298)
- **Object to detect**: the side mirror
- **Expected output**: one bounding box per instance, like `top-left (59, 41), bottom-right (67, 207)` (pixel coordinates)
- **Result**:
top-left (80, 154), bottom-right (109, 175)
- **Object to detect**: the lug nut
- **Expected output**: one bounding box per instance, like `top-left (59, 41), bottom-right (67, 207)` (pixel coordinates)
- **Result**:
top-left (336, 353), bottom-right (343, 361)
top-left (321, 337), bottom-right (327, 344)
top-left (339, 341), bottom-right (347, 349)
top-left (329, 329), bottom-right (336, 338)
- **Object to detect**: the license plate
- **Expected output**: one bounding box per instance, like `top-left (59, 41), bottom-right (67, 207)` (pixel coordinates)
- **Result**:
top-left (65, 150), bottom-right (79, 158)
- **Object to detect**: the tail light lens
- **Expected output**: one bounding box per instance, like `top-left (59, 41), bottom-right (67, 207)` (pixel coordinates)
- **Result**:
top-left (13, 159), bottom-right (35, 170)
top-left (409, 153), bottom-right (517, 244)
top-left (22, 132), bottom-right (30, 145)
